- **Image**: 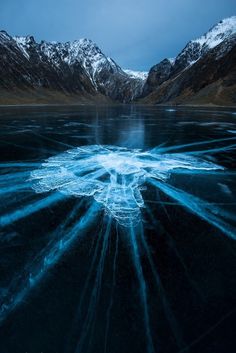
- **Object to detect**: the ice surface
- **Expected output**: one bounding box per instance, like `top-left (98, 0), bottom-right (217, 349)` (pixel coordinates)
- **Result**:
top-left (30, 145), bottom-right (223, 227)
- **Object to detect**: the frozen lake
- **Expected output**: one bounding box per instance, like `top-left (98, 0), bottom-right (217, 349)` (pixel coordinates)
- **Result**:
top-left (0, 105), bottom-right (235, 353)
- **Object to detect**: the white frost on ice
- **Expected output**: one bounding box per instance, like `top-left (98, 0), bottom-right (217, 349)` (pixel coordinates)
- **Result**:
top-left (30, 145), bottom-right (223, 227)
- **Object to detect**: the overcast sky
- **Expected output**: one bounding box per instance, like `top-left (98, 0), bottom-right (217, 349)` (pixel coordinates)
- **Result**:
top-left (0, 0), bottom-right (235, 70)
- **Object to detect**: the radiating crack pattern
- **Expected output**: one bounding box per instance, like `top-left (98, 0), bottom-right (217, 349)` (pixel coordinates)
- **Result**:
top-left (0, 138), bottom-right (235, 353)
top-left (30, 145), bottom-right (223, 227)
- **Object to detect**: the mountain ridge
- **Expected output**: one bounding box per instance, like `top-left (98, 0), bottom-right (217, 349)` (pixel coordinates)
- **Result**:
top-left (141, 16), bottom-right (236, 105)
top-left (0, 32), bottom-right (146, 103)
top-left (0, 16), bottom-right (236, 106)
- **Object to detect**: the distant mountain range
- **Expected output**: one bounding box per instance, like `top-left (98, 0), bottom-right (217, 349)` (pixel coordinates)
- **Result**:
top-left (0, 16), bottom-right (235, 105)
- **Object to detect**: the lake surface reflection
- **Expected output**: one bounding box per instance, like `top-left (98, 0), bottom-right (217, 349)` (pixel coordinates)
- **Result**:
top-left (0, 105), bottom-right (235, 353)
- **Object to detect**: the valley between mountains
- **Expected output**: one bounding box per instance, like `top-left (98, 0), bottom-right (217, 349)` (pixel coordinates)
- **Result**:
top-left (0, 16), bottom-right (235, 106)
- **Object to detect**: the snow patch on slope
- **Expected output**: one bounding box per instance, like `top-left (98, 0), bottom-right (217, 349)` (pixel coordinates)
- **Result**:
top-left (176, 16), bottom-right (236, 69)
top-left (194, 16), bottom-right (236, 49)
top-left (39, 38), bottom-right (124, 88)
top-left (168, 58), bottom-right (176, 65)
top-left (124, 69), bottom-right (148, 80)
top-left (13, 36), bottom-right (32, 59)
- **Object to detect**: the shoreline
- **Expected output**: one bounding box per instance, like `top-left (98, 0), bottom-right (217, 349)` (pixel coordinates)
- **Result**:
top-left (0, 102), bottom-right (235, 110)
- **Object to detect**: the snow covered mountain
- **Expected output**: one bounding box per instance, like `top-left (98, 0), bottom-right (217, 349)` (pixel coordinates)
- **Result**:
top-left (0, 33), bottom-right (144, 103)
top-left (38, 38), bottom-right (125, 88)
top-left (172, 16), bottom-right (236, 74)
top-left (123, 69), bottom-right (148, 80)
top-left (0, 16), bottom-right (235, 105)
top-left (142, 16), bottom-right (236, 104)
top-left (0, 32), bottom-right (96, 101)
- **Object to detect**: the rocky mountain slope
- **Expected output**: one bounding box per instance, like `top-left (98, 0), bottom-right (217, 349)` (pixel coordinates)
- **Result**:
top-left (0, 33), bottom-right (146, 104)
top-left (141, 16), bottom-right (236, 105)
top-left (0, 16), bottom-right (235, 106)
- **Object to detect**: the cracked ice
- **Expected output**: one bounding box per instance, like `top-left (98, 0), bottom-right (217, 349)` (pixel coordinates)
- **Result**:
top-left (30, 145), bottom-right (223, 227)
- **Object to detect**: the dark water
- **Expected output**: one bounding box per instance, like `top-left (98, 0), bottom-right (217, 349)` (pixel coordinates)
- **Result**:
top-left (0, 105), bottom-right (235, 353)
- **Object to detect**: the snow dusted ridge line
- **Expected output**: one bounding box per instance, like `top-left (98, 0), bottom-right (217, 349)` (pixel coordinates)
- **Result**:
top-left (5, 34), bottom-right (145, 102)
top-left (143, 15), bottom-right (236, 98)
top-left (9, 16), bottom-right (236, 76)
top-left (13, 36), bottom-right (31, 59)
top-left (1, 15), bottom-right (235, 103)
top-left (13, 36), bottom-right (134, 83)
top-left (13, 37), bottom-right (123, 83)
top-left (168, 58), bottom-right (176, 65)
top-left (123, 70), bottom-right (148, 81)
top-left (30, 145), bottom-right (223, 227)
top-left (176, 16), bottom-right (236, 68)
top-left (194, 16), bottom-right (236, 49)
top-left (12, 35), bottom-right (148, 82)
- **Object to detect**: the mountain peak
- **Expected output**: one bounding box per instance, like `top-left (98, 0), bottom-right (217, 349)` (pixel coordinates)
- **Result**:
top-left (0, 30), bottom-right (11, 41)
top-left (14, 35), bottom-right (36, 44)
top-left (74, 38), bottom-right (97, 47)
top-left (123, 69), bottom-right (148, 80)
top-left (193, 15), bottom-right (236, 49)
top-left (172, 16), bottom-right (236, 72)
top-left (13, 35), bottom-right (36, 59)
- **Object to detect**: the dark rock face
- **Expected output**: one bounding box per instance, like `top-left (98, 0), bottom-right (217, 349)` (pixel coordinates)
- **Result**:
top-left (171, 42), bottom-right (202, 75)
top-left (0, 32), bottom-right (94, 96)
top-left (142, 59), bottom-right (174, 95)
top-left (140, 35), bottom-right (236, 106)
top-left (142, 38), bottom-right (214, 98)
top-left (1, 16), bottom-right (235, 106)
top-left (0, 32), bottom-right (145, 103)
top-left (141, 16), bottom-right (236, 105)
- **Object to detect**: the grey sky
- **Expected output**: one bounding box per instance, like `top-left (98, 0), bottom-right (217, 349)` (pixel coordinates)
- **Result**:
top-left (0, 0), bottom-right (235, 70)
